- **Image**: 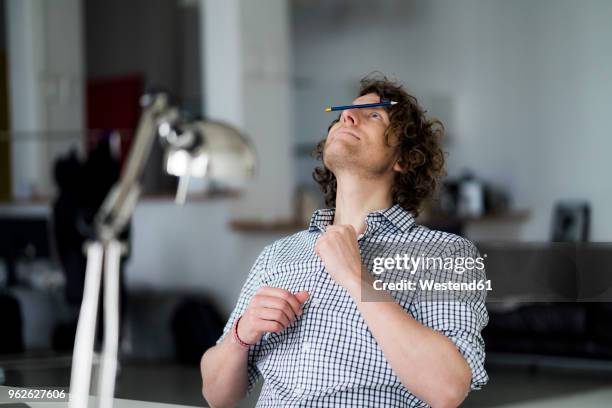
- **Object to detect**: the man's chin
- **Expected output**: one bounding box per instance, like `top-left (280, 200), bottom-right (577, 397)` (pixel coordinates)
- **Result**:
top-left (325, 140), bottom-right (359, 156)
top-left (324, 153), bottom-right (360, 173)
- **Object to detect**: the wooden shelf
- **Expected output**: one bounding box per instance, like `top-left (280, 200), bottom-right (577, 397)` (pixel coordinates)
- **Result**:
top-left (230, 209), bottom-right (531, 234)
top-left (139, 189), bottom-right (241, 202)
top-left (419, 209), bottom-right (530, 225)
top-left (229, 218), bottom-right (306, 233)
top-left (0, 189), bottom-right (241, 207)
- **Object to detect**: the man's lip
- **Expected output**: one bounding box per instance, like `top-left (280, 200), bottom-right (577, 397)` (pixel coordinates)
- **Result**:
top-left (335, 129), bottom-right (360, 140)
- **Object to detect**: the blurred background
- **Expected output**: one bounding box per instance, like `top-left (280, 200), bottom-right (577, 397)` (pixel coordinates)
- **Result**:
top-left (1, 0), bottom-right (611, 406)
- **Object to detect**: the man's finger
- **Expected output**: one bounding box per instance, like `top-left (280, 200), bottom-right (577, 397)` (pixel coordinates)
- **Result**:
top-left (258, 287), bottom-right (302, 316)
top-left (256, 319), bottom-right (284, 333)
top-left (256, 307), bottom-right (290, 328)
top-left (254, 295), bottom-right (297, 320)
top-left (294, 290), bottom-right (309, 304)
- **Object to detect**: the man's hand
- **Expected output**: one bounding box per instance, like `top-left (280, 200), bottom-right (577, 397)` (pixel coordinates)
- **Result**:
top-left (314, 225), bottom-right (363, 290)
top-left (238, 287), bottom-right (309, 345)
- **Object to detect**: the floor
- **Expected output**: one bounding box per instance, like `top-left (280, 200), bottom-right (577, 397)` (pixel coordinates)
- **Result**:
top-left (2, 355), bottom-right (612, 407)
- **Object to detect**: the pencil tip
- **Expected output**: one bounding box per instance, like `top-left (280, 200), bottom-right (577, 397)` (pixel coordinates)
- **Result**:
top-left (390, 101), bottom-right (398, 105)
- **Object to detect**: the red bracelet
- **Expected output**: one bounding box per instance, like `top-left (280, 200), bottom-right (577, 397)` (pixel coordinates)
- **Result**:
top-left (232, 316), bottom-right (254, 349)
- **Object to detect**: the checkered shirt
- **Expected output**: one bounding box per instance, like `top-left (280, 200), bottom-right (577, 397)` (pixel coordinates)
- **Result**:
top-left (217, 204), bottom-right (489, 407)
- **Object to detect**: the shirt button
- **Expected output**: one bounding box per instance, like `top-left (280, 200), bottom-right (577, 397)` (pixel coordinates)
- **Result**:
top-left (312, 297), bottom-right (321, 306)
top-left (294, 385), bottom-right (304, 396)
top-left (302, 342), bottom-right (311, 352)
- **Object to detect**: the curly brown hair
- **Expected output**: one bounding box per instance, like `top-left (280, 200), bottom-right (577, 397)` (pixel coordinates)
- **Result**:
top-left (312, 74), bottom-right (446, 216)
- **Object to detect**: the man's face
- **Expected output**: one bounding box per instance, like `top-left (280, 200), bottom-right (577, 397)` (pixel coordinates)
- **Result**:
top-left (323, 93), bottom-right (400, 179)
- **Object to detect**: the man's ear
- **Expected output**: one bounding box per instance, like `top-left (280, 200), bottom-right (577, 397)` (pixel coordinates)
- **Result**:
top-left (392, 160), bottom-right (405, 173)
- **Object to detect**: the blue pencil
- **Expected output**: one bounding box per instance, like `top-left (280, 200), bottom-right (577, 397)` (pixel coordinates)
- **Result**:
top-left (324, 101), bottom-right (398, 112)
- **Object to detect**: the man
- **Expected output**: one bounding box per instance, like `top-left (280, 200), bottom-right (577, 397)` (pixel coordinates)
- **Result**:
top-left (201, 75), bottom-right (488, 407)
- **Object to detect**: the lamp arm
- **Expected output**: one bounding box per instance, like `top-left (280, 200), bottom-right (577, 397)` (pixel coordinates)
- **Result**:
top-left (94, 93), bottom-right (176, 242)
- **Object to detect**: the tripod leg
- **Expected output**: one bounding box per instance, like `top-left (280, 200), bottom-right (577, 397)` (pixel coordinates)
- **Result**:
top-left (98, 240), bottom-right (121, 408)
top-left (69, 242), bottom-right (104, 408)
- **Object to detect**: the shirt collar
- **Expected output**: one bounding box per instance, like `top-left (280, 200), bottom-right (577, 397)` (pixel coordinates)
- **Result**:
top-left (308, 203), bottom-right (416, 234)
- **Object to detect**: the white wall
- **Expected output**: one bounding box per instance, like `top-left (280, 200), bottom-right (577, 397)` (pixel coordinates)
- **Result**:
top-left (112, 202), bottom-right (280, 314)
top-left (292, 0), bottom-right (612, 241)
top-left (127, 199), bottom-right (286, 314)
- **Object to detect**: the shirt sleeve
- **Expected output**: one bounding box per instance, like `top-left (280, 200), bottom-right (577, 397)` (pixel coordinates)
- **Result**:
top-left (414, 238), bottom-right (489, 391)
top-left (216, 244), bottom-right (273, 394)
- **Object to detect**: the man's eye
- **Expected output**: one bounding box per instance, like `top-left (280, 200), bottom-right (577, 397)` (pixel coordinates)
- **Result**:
top-left (370, 112), bottom-right (382, 119)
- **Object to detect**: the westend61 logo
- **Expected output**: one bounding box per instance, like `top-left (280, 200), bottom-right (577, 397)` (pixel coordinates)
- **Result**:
top-left (370, 254), bottom-right (492, 292)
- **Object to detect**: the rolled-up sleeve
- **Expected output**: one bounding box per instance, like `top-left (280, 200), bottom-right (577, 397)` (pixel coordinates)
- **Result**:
top-left (415, 238), bottom-right (489, 390)
top-left (216, 244), bottom-right (273, 393)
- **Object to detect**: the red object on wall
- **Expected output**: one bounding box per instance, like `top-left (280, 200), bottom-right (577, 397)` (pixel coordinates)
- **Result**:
top-left (86, 73), bottom-right (144, 166)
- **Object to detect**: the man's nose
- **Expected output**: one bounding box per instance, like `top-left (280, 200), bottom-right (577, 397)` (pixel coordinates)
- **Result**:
top-left (341, 108), bottom-right (359, 126)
